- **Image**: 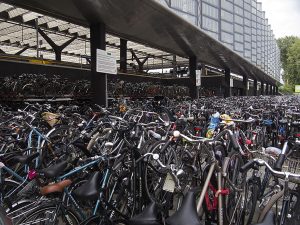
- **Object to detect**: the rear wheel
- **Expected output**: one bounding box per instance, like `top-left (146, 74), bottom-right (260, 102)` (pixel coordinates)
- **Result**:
top-left (16, 204), bottom-right (81, 225)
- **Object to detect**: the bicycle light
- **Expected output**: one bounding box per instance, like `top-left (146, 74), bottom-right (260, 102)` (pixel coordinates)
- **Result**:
top-left (173, 130), bottom-right (180, 138)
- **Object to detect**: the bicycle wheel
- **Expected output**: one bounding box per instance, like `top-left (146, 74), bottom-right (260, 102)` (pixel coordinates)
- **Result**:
top-left (223, 152), bottom-right (245, 225)
top-left (257, 190), bottom-right (284, 223)
top-left (242, 179), bottom-right (259, 225)
top-left (0, 206), bottom-right (12, 225)
top-left (41, 125), bottom-right (77, 167)
top-left (144, 140), bottom-right (178, 207)
top-left (16, 203), bottom-right (81, 225)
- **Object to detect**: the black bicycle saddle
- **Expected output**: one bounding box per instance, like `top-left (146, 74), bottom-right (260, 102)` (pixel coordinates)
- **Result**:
top-left (73, 171), bottom-right (101, 200)
top-left (166, 190), bottom-right (204, 225)
top-left (13, 152), bottom-right (39, 165)
top-left (252, 211), bottom-right (275, 225)
top-left (39, 160), bottom-right (68, 178)
top-left (129, 202), bottom-right (161, 225)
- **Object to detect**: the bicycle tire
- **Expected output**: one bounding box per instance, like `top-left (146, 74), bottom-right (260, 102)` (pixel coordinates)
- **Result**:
top-left (243, 180), bottom-right (259, 225)
top-left (257, 190), bottom-right (284, 223)
top-left (222, 151), bottom-right (245, 225)
top-left (144, 140), bottom-right (177, 207)
top-left (0, 206), bottom-right (12, 225)
top-left (15, 203), bottom-right (81, 225)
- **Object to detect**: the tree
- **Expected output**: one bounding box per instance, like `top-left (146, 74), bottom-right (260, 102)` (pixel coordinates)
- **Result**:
top-left (277, 36), bottom-right (300, 84)
top-left (286, 39), bottom-right (300, 85)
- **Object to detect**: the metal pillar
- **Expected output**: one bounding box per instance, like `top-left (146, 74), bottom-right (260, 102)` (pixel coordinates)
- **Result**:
top-left (189, 56), bottom-right (197, 99)
top-left (266, 84), bottom-right (269, 95)
top-left (253, 79), bottom-right (258, 96)
top-left (90, 22), bottom-right (107, 107)
top-left (242, 75), bottom-right (248, 96)
top-left (260, 82), bottom-right (264, 95)
top-left (120, 39), bottom-right (127, 73)
top-left (224, 68), bottom-right (231, 98)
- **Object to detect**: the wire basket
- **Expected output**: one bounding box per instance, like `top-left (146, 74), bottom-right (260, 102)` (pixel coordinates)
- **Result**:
top-left (282, 157), bottom-right (300, 174)
top-left (41, 112), bottom-right (61, 127)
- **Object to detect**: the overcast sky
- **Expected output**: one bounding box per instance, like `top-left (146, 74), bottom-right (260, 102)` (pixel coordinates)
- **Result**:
top-left (260, 0), bottom-right (300, 39)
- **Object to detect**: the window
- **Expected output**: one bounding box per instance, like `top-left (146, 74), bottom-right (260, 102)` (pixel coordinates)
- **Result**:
top-left (202, 16), bottom-right (219, 33)
top-left (244, 18), bottom-right (251, 26)
top-left (170, 0), bottom-right (197, 15)
top-left (203, 0), bottom-right (219, 7)
top-left (221, 31), bottom-right (233, 44)
top-left (202, 3), bottom-right (219, 19)
top-left (234, 14), bottom-right (243, 25)
top-left (234, 5), bottom-right (243, 16)
top-left (221, 20), bottom-right (233, 32)
top-left (245, 42), bottom-right (251, 50)
top-left (234, 0), bottom-right (243, 7)
top-left (235, 33), bottom-right (243, 42)
top-left (244, 26), bottom-right (251, 34)
top-left (244, 10), bottom-right (251, 19)
top-left (234, 42), bottom-right (244, 52)
top-left (244, 3), bottom-right (251, 12)
top-left (221, 10), bottom-right (233, 22)
top-left (221, 0), bottom-right (233, 12)
top-left (245, 34), bottom-right (251, 42)
top-left (235, 23), bottom-right (243, 33)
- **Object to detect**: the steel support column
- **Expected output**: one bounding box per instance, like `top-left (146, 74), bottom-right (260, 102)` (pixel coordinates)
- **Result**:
top-left (253, 79), bottom-right (258, 96)
top-left (224, 68), bottom-right (231, 98)
top-left (189, 56), bottom-right (197, 99)
top-left (266, 84), bottom-right (269, 95)
top-left (90, 22), bottom-right (107, 107)
top-left (261, 82), bottom-right (264, 95)
top-left (242, 75), bottom-right (248, 96)
top-left (120, 39), bottom-right (127, 73)
top-left (38, 28), bottom-right (77, 61)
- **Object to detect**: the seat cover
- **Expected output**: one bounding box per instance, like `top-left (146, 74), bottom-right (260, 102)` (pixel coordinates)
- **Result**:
top-left (39, 161), bottom-right (68, 178)
top-left (253, 211), bottom-right (275, 225)
top-left (129, 202), bottom-right (161, 225)
top-left (13, 152), bottom-right (39, 165)
top-left (73, 171), bottom-right (101, 200)
top-left (166, 191), bottom-right (203, 225)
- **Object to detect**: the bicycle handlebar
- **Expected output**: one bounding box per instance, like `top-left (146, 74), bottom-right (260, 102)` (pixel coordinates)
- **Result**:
top-left (241, 158), bottom-right (300, 184)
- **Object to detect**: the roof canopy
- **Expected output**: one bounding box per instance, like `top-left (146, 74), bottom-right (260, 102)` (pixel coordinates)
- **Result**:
top-left (3, 0), bottom-right (278, 84)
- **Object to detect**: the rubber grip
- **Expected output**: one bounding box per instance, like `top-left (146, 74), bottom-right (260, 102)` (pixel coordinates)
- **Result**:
top-left (240, 160), bottom-right (255, 173)
top-left (274, 154), bottom-right (286, 171)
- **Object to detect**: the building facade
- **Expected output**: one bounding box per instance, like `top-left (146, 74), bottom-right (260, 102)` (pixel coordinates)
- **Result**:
top-left (156, 0), bottom-right (281, 82)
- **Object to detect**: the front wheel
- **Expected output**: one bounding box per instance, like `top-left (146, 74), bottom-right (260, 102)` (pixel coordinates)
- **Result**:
top-left (243, 179), bottom-right (259, 225)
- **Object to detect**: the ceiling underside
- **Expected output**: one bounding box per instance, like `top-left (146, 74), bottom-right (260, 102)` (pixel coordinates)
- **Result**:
top-left (1, 0), bottom-right (277, 84)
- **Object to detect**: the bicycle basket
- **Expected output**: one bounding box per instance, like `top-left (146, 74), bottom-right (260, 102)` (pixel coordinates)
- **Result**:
top-left (41, 112), bottom-right (61, 127)
top-left (282, 157), bottom-right (300, 174)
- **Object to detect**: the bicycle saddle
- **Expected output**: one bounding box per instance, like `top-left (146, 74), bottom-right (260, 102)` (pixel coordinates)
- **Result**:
top-left (40, 179), bottom-right (72, 196)
top-left (253, 211), bottom-right (275, 225)
top-left (73, 171), bottom-right (101, 200)
top-left (39, 160), bottom-right (68, 178)
top-left (166, 190), bottom-right (204, 225)
top-left (129, 202), bottom-right (161, 225)
top-left (13, 152), bottom-right (39, 165)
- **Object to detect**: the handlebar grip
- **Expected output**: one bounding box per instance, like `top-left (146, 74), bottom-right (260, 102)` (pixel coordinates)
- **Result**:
top-left (274, 154), bottom-right (286, 171)
top-left (240, 160), bottom-right (255, 173)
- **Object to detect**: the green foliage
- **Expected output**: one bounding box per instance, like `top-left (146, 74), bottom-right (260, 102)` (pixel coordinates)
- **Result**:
top-left (286, 39), bottom-right (300, 85)
top-left (279, 84), bottom-right (294, 94)
top-left (277, 36), bottom-right (300, 84)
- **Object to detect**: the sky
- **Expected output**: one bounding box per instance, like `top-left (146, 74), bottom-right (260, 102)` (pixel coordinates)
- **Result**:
top-left (260, 0), bottom-right (300, 39)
